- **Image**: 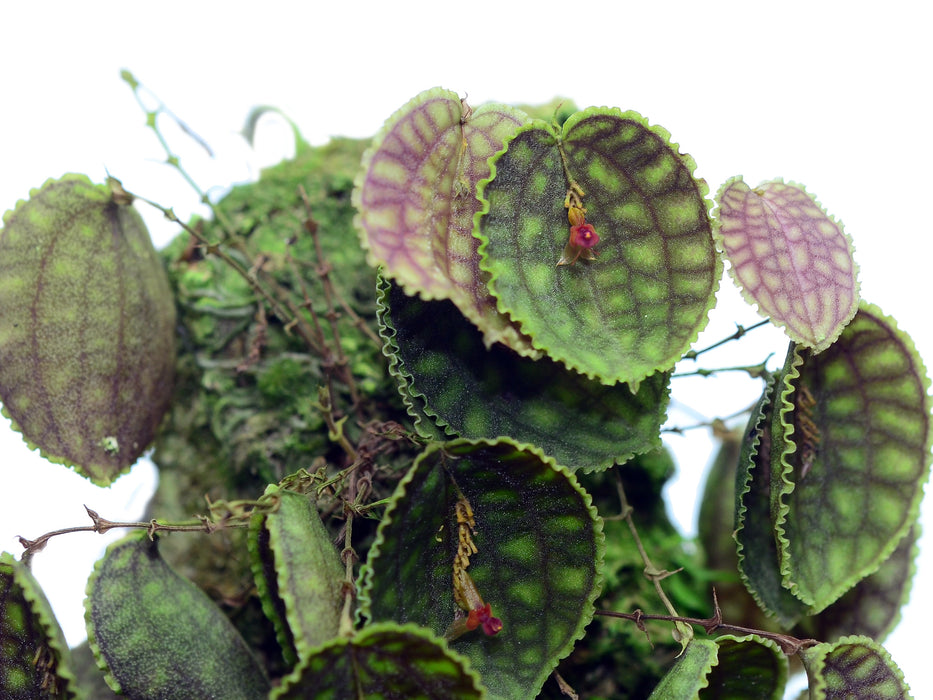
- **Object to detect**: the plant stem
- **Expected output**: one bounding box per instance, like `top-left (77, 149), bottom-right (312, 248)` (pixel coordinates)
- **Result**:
top-left (595, 589), bottom-right (819, 656)
top-left (17, 505), bottom-right (257, 566)
top-left (612, 475), bottom-right (693, 647)
top-left (682, 319), bottom-right (771, 360)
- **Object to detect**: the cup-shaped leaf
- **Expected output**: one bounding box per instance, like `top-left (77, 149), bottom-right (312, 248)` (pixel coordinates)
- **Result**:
top-left (354, 87), bottom-right (536, 355)
top-left (1, 552), bottom-right (79, 698)
top-left (0, 174), bottom-right (176, 484)
top-left (714, 178), bottom-right (859, 353)
top-left (771, 303), bottom-right (931, 611)
top-left (272, 622), bottom-right (483, 699)
top-left (378, 276), bottom-right (669, 471)
top-left (647, 638), bottom-right (718, 699)
top-left (85, 531), bottom-right (269, 699)
top-left (358, 439), bottom-right (604, 699)
top-left (734, 379), bottom-right (808, 627)
top-left (801, 636), bottom-right (912, 700)
top-left (248, 486), bottom-right (345, 666)
top-left (705, 635), bottom-right (788, 700)
top-left (477, 108), bottom-right (720, 385)
top-left (648, 635), bottom-right (788, 700)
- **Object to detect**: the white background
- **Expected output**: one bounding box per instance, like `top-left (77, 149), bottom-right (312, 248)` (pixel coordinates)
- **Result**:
top-left (1, 2), bottom-right (930, 697)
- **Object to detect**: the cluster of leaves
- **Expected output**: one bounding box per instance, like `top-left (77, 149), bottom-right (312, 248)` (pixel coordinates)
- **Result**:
top-left (0, 80), bottom-right (929, 699)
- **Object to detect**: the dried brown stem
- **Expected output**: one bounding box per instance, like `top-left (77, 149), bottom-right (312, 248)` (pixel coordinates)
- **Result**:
top-left (17, 504), bottom-right (256, 566)
top-left (595, 590), bottom-right (819, 656)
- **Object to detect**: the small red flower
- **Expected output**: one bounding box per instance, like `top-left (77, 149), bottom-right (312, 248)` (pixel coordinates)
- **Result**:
top-left (467, 603), bottom-right (503, 636)
top-left (570, 223), bottom-right (599, 249)
top-left (558, 221), bottom-right (600, 266)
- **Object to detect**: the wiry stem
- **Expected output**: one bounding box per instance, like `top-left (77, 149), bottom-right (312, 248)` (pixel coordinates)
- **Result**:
top-left (17, 502), bottom-right (265, 566)
top-left (595, 589), bottom-right (819, 656)
top-left (682, 319), bottom-right (771, 361)
top-left (120, 70), bottom-right (238, 240)
top-left (611, 474), bottom-right (693, 647)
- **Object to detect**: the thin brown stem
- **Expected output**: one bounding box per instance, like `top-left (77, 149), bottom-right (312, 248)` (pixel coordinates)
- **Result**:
top-left (682, 319), bottom-right (771, 361)
top-left (298, 185), bottom-right (360, 406)
top-left (595, 590), bottom-right (819, 656)
top-left (613, 475), bottom-right (693, 646)
top-left (18, 505), bottom-right (253, 566)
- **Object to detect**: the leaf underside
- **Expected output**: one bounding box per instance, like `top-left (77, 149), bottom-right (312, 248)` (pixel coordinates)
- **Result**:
top-left (86, 532), bottom-right (269, 699)
top-left (248, 486), bottom-right (345, 666)
top-left (0, 174), bottom-right (176, 484)
top-left (354, 86), bottom-right (537, 355)
top-left (715, 178), bottom-right (859, 352)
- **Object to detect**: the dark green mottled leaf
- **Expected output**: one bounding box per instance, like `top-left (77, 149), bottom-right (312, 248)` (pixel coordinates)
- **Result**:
top-left (0, 174), bottom-right (176, 485)
top-left (85, 532), bottom-right (268, 699)
top-left (734, 379), bottom-right (808, 627)
top-left (354, 87), bottom-right (536, 355)
top-left (801, 636), bottom-right (912, 699)
top-left (703, 635), bottom-right (787, 699)
top-left (796, 524), bottom-right (919, 644)
top-left (714, 178), bottom-right (859, 352)
top-left (358, 439), bottom-right (603, 699)
top-left (272, 622), bottom-right (484, 699)
top-left (248, 486), bottom-right (345, 666)
top-left (648, 635), bottom-right (787, 700)
top-left (647, 638), bottom-right (718, 699)
top-left (697, 428), bottom-right (777, 630)
top-left (477, 108), bottom-right (720, 385)
top-left (0, 552), bottom-right (79, 699)
top-left (378, 276), bottom-right (669, 471)
top-left (772, 302), bottom-right (931, 610)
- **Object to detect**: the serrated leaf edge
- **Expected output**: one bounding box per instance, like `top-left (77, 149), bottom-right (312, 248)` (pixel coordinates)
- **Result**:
top-left (773, 301), bottom-right (932, 610)
top-left (801, 634), bottom-right (913, 700)
top-left (474, 107), bottom-right (720, 386)
top-left (711, 176), bottom-right (861, 354)
top-left (0, 551), bottom-right (81, 699)
top-left (357, 437), bottom-right (605, 697)
top-left (271, 621), bottom-right (487, 699)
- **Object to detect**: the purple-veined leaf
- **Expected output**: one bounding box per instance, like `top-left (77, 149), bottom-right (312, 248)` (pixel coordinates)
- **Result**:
top-left (354, 87), bottom-right (538, 356)
top-left (715, 178), bottom-right (859, 353)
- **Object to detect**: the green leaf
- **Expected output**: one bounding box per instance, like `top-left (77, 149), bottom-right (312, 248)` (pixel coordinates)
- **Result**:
top-left (801, 636), bottom-right (912, 699)
top-left (378, 276), bottom-right (669, 471)
top-left (358, 439), bottom-right (604, 699)
top-left (85, 532), bottom-right (269, 699)
top-left (796, 524), bottom-right (919, 644)
top-left (772, 302), bottom-right (932, 611)
top-left (248, 486), bottom-right (345, 666)
top-left (272, 622), bottom-right (484, 699)
top-left (0, 174), bottom-right (176, 485)
top-left (647, 638), bottom-right (718, 699)
top-left (714, 178), bottom-right (859, 353)
top-left (354, 87), bottom-right (537, 355)
top-left (703, 635), bottom-right (787, 699)
top-left (648, 635), bottom-right (788, 700)
top-left (1, 552), bottom-right (79, 699)
top-left (241, 105), bottom-right (312, 157)
top-left (733, 379), bottom-right (808, 627)
top-left (476, 108), bottom-right (720, 385)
